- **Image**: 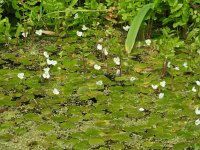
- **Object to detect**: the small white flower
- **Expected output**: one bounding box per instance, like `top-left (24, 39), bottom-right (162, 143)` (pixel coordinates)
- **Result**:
top-left (96, 80), bottom-right (103, 86)
top-left (74, 13), bottom-right (79, 19)
top-left (196, 81), bottom-right (200, 86)
top-left (195, 119), bottom-right (200, 125)
top-left (103, 48), bottom-right (108, 55)
top-left (130, 77), bottom-right (136, 82)
top-left (97, 44), bottom-right (103, 50)
top-left (145, 39), bottom-right (151, 46)
top-left (47, 59), bottom-right (57, 66)
top-left (192, 86), bottom-right (197, 92)
top-left (174, 66), bottom-right (179, 70)
top-left (123, 25), bottom-right (130, 31)
top-left (94, 64), bottom-right (101, 70)
top-left (51, 60), bottom-right (57, 66)
top-left (116, 69), bottom-right (120, 76)
top-left (22, 32), bottom-right (28, 38)
top-left (195, 107), bottom-right (200, 115)
top-left (17, 73), bottom-right (24, 79)
top-left (183, 62), bottom-right (188, 68)
top-left (158, 93), bottom-right (164, 99)
top-left (42, 72), bottom-right (50, 79)
top-left (167, 62), bottom-right (171, 68)
top-left (43, 51), bottom-right (49, 58)
top-left (35, 29), bottom-right (42, 36)
top-left (160, 81), bottom-right (166, 87)
top-left (76, 31), bottom-right (83, 37)
top-left (43, 67), bottom-right (50, 73)
top-left (98, 38), bottom-right (103, 43)
top-left (53, 88), bottom-right (59, 95)
top-left (151, 84), bottom-right (158, 90)
top-left (139, 108), bottom-right (145, 112)
top-left (82, 25), bottom-right (88, 31)
top-left (113, 57), bottom-right (120, 65)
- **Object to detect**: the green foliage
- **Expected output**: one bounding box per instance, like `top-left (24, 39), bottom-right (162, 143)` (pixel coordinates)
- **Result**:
top-left (117, 0), bottom-right (146, 23)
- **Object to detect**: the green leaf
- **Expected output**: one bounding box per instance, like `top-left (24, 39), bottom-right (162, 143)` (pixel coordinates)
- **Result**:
top-left (125, 3), bottom-right (153, 54)
top-left (88, 138), bottom-right (104, 146)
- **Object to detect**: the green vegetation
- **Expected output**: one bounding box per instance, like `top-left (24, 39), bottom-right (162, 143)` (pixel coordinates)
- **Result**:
top-left (0, 0), bottom-right (200, 149)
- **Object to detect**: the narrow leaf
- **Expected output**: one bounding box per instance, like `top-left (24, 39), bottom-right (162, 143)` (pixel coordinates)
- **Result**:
top-left (125, 3), bottom-right (153, 54)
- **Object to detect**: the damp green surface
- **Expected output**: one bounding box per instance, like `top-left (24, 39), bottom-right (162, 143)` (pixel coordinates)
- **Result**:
top-left (0, 28), bottom-right (200, 149)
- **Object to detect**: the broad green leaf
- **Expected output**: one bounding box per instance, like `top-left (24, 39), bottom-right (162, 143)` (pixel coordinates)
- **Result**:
top-left (125, 3), bottom-right (153, 54)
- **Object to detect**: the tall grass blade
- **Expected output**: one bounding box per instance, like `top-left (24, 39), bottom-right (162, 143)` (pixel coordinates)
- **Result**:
top-left (125, 3), bottom-right (153, 54)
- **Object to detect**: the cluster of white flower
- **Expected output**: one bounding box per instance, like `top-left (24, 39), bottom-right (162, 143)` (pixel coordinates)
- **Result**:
top-left (43, 51), bottom-right (59, 94)
top-left (151, 81), bottom-right (166, 99)
top-left (195, 107), bottom-right (200, 125)
top-left (96, 43), bottom-right (108, 56)
top-left (42, 67), bottom-right (50, 79)
top-left (192, 81), bottom-right (200, 93)
top-left (76, 24), bottom-right (88, 37)
top-left (167, 61), bottom-right (189, 70)
top-left (22, 29), bottom-right (43, 38)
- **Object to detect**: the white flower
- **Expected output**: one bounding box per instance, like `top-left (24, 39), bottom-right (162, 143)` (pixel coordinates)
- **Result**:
top-left (160, 81), bottom-right (166, 87)
top-left (123, 25), bottom-right (130, 31)
top-left (192, 86), bottom-right (197, 92)
top-left (94, 64), bottom-right (101, 70)
top-left (97, 44), bottom-right (103, 50)
top-left (195, 119), bottom-right (200, 125)
top-left (151, 84), bottom-right (158, 90)
top-left (22, 32), bottom-right (28, 38)
top-left (82, 25), bottom-right (88, 31)
top-left (43, 67), bottom-right (50, 73)
top-left (195, 107), bottom-right (200, 115)
top-left (116, 69), bottom-right (120, 76)
top-left (145, 39), bottom-right (151, 46)
top-left (175, 66), bottom-right (179, 70)
top-left (103, 48), bottom-right (108, 55)
top-left (196, 81), bottom-right (200, 86)
top-left (43, 51), bottom-right (49, 58)
top-left (74, 13), bottom-right (79, 19)
top-left (139, 108), bottom-right (145, 112)
top-left (35, 29), bottom-right (42, 36)
top-left (53, 88), bottom-right (59, 95)
top-left (17, 73), bottom-right (24, 79)
top-left (42, 72), bottom-right (50, 79)
top-left (47, 59), bottom-right (57, 66)
top-left (113, 57), bottom-right (120, 65)
top-left (76, 31), bottom-right (83, 37)
top-left (130, 77), bottom-right (136, 82)
top-left (96, 80), bottom-right (103, 86)
top-left (167, 62), bottom-right (171, 68)
top-left (183, 62), bottom-right (188, 68)
top-left (98, 38), bottom-right (103, 43)
top-left (158, 93), bottom-right (164, 99)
